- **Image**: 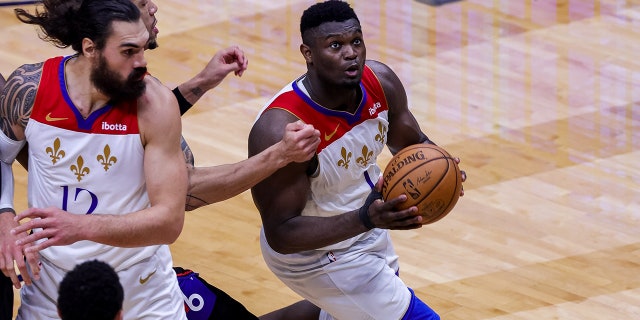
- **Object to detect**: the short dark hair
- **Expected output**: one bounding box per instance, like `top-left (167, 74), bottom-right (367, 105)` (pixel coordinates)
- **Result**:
top-left (14, 0), bottom-right (141, 52)
top-left (300, 0), bottom-right (359, 42)
top-left (58, 259), bottom-right (124, 320)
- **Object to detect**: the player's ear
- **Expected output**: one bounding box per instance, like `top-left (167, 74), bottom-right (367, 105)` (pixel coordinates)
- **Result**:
top-left (115, 309), bottom-right (124, 320)
top-left (82, 38), bottom-right (97, 58)
top-left (300, 43), bottom-right (312, 64)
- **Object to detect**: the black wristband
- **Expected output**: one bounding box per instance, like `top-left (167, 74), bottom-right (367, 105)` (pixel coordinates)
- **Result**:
top-left (358, 205), bottom-right (375, 230)
top-left (172, 87), bottom-right (193, 115)
top-left (358, 189), bottom-right (382, 229)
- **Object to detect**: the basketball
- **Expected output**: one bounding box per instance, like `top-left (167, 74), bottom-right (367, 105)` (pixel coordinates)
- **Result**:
top-left (381, 144), bottom-right (462, 225)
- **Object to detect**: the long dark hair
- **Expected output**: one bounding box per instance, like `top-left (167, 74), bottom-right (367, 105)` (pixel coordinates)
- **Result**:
top-left (15, 0), bottom-right (141, 52)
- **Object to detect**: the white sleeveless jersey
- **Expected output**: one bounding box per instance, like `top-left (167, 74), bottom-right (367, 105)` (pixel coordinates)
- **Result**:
top-left (259, 65), bottom-right (390, 249)
top-left (24, 56), bottom-right (159, 271)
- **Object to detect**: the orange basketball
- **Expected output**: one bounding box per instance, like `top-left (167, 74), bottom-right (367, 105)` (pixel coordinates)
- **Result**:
top-left (381, 144), bottom-right (462, 225)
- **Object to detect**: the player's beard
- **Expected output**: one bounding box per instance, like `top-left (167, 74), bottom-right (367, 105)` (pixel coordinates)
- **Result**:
top-left (147, 38), bottom-right (158, 50)
top-left (91, 54), bottom-right (147, 104)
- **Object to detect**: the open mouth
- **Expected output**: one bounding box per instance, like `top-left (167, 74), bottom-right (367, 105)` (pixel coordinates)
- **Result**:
top-left (345, 64), bottom-right (360, 77)
top-left (151, 18), bottom-right (159, 34)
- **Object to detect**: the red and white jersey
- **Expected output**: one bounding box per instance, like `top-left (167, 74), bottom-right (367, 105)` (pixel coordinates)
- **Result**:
top-left (24, 56), bottom-right (157, 271)
top-left (259, 65), bottom-right (389, 249)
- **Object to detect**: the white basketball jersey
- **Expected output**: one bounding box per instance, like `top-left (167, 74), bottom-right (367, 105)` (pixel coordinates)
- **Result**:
top-left (259, 65), bottom-right (390, 249)
top-left (24, 56), bottom-right (158, 271)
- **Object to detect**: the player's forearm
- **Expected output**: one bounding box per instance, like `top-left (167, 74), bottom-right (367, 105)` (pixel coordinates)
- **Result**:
top-left (0, 210), bottom-right (16, 227)
top-left (176, 73), bottom-right (211, 107)
top-left (187, 141), bottom-right (289, 209)
top-left (80, 206), bottom-right (184, 247)
top-left (267, 211), bottom-right (368, 254)
top-left (174, 73), bottom-right (216, 115)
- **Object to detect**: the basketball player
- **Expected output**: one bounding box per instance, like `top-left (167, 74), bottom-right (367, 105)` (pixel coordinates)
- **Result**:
top-left (249, 1), bottom-right (467, 319)
top-left (0, 0), bottom-right (189, 318)
top-left (9, 0), bottom-right (319, 210)
top-left (57, 260), bottom-right (124, 320)
top-left (0, 2), bottom-right (320, 320)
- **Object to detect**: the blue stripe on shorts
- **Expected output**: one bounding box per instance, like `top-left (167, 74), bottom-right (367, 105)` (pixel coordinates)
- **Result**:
top-left (401, 288), bottom-right (440, 320)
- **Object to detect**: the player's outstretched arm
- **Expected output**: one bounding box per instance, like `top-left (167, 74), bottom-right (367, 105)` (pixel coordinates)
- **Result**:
top-left (174, 45), bottom-right (248, 114)
top-left (185, 120), bottom-right (319, 210)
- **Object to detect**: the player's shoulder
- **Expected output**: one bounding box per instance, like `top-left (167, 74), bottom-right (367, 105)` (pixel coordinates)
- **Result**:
top-left (136, 75), bottom-right (181, 145)
top-left (253, 106), bottom-right (299, 134)
top-left (365, 59), bottom-right (393, 76)
top-left (17, 61), bottom-right (45, 72)
top-left (1, 61), bottom-right (45, 105)
top-left (255, 81), bottom-right (300, 125)
top-left (364, 59), bottom-right (403, 92)
top-left (138, 75), bottom-right (175, 109)
top-left (142, 74), bottom-right (171, 97)
top-left (249, 102), bottom-right (300, 152)
top-left (5, 62), bottom-right (45, 87)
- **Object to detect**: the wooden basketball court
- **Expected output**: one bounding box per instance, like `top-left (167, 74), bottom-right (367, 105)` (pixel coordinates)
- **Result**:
top-left (1, 0), bottom-right (639, 318)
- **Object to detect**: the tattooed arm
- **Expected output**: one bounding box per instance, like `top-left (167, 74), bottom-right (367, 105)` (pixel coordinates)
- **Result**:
top-left (0, 63), bottom-right (40, 140)
top-left (0, 63), bottom-right (42, 288)
top-left (2, 71), bottom-right (29, 170)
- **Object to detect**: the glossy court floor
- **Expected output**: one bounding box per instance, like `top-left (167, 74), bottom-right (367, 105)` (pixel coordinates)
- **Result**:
top-left (1, 0), bottom-right (638, 318)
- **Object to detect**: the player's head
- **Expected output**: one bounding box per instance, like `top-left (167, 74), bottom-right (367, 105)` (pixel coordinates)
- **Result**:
top-left (131, 0), bottom-right (160, 49)
top-left (15, 0), bottom-right (148, 102)
top-left (300, 1), bottom-right (360, 44)
top-left (57, 260), bottom-right (124, 320)
top-left (299, 1), bottom-right (365, 88)
top-left (15, 0), bottom-right (142, 53)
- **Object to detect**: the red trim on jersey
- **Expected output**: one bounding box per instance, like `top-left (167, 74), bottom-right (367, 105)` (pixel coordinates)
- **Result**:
top-left (264, 65), bottom-right (388, 152)
top-left (30, 56), bottom-right (140, 135)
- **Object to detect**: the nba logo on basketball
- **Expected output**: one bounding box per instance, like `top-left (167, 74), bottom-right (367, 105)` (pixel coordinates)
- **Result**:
top-left (382, 144), bottom-right (462, 225)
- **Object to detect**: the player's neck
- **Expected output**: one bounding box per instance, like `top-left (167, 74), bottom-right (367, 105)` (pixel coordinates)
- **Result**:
top-left (64, 55), bottom-right (111, 119)
top-left (303, 76), bottom-right (361, 113)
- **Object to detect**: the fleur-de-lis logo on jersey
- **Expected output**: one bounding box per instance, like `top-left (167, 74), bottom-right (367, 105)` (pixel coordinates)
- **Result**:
top-left (45, 137), bottom-right (65, 164)
top-left (356, 145), bottom-right (373, 167)
top-left (337, 146), bottom-right (352, 169)
top-left (97, 144), bottom-right (117, 171)
top-left (375, 122), bottom-right (387, 145)
top-left (70, 156), bottom-right (90, 182)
